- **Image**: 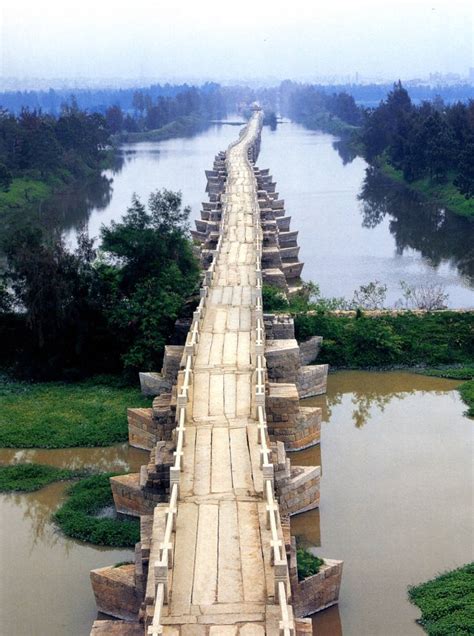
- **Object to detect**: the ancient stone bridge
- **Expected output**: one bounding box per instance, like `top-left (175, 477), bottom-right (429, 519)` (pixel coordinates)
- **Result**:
top-left (90, 110), bottom-right (342, 636)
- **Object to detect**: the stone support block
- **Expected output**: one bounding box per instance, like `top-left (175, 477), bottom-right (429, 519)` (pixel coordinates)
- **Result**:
top-left (297, 365), bottom-right (328, 399)
top-left (265, 339), bottom-right (301, 383)
top-left (139, 372), bottom-right (171, 397)
top-left (289, 536), bottom-right (343, 618)
top-left (90, 564), bottom-right (141, 621)
top-left (299, 336), bottom-right (323, 365)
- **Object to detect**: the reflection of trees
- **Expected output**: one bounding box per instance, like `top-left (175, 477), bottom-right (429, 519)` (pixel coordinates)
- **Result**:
top-left (332, 138), bottom-right (358, 165)
top-left (39, 172), bottom-right (113, 235)
top-left (358, 167), bottom-right (474, 283)
top-left (350, 391), bottom-right (401, 428)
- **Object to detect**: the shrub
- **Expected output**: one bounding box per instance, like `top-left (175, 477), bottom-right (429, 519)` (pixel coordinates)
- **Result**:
top-left (53, 473), bottom-right (140, 547)
top-left (297, 548), bottom-right (325, 581)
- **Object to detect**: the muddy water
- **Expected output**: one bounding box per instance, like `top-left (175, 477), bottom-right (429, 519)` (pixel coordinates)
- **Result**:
top-left (0, 444), bottom-right (148, 636)
top-left (290, 371), bottom-right (473, 636)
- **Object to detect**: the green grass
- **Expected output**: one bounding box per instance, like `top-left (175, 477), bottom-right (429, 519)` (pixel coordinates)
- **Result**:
top-left (0, 177), bottom-right (51, 212)
top-left (0, 463), bottom-right (78, 492)
top-left (408, 563), bottom-right (474, 635)
top-left (459, 381), bottom-right (474, 417)
top-left (0, 376), bottom-right (152, 448)
top-left (53, 473), bottom-right (140, 547)
top-left (297, 548), bottom-right (325, 581)
top-left (419, 368), bottom-right (474, 417)
top-left (381, 162), bottom-right (474, 219)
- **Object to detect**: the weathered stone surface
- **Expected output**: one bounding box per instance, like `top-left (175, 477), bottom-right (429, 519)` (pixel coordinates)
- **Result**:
top-left (289, 536), bottom-right (343, 618)
top-left (139, 372), bottom-right (171, 397)
top-left (263, 313), bottom-right (295, 341)
top-left (299, 336), bottom-right (323, 365)
top-left (90, 620), bottom-right (143, 635)
top-left (90, 565), bottom-right (141, 621)
top-left (111, 473), bottom-right (165, 517)
top-left (265, 339), bottom-right (301, 383)
top-left (297, 364), bottom-right (328, 399)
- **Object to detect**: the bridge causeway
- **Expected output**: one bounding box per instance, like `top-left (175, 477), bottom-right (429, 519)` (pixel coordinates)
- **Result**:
top-left (90, 110), bottom-right (342, 636)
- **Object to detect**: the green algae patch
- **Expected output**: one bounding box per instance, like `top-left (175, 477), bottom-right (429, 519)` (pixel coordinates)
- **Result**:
top-left (408, 563), bottom-right (474, 635)
top-left (0, 463), bottom-right (77, 492)
top-left (53, 473), bottom-right (140, 548)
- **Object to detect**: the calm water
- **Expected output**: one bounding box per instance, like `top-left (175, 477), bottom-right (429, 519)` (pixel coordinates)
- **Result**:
top-left (290, 371), bottom-right (473, 636)
top-left (0, 444), bottom-right (148, 636)
top-left (52, 120), bottom-right (474, 307)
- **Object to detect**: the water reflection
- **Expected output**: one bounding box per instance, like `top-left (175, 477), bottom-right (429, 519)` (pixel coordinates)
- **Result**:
top-left (39, 172), bottom-right (114, 235)
top-left (306, 370), bottom-right (461, 428)
top-left (332, 138), bottom-right (358, 166)
top-left (359, 167), bottom-right (474, 284)
top-left (292, 371), bottom-right (472, 636)
top-left (0, 443), bottom-right (147, 635)
top-left (0, 442), bottom-right (147, 472)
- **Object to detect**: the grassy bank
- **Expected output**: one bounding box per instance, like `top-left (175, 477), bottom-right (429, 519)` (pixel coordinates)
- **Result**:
top-left (53, 473), bottom-right (140, 547)
top-left (294, 311), bottom-right (474, 369)
top-left (380, 161), bottom-right (474, 219)
top-left (0, 376), bottom-right (152, 448)
top-left (297, 112), bottom-right (359, 138)
top-left (408, 563), bottom-right (474, 635)
top-left (115, 115), bottom-right (209, 143)
top-left (0, 463), bottom-right (78, 492)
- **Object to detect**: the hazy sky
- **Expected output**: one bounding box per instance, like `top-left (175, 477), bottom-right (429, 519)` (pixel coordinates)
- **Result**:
top-left (1, 0), bottom-right (473, 83)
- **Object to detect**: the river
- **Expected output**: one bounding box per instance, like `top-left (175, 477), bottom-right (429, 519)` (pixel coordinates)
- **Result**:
top-left (0, 374), bottom-right (471, 635)
top-left (52, 119), bottom-right (474, 307)
top-left (294, 371), bottom-right (473, 636)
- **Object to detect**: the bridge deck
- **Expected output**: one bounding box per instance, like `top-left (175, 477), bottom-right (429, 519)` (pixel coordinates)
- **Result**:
top-left (157, 115), bottom-right (285, 633)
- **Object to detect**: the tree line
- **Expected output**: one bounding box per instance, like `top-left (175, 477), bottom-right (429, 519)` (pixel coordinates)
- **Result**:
top-left (103, 85), bottom-right (226, 134)
top-left (360, 82), bottom-right (474, 197)
top-left (0, 104), bottom-right (109, 190)
top-left (282, 81), bottom-right (474, 200)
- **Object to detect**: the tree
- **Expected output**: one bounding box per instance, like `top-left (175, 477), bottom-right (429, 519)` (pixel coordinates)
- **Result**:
top-left (99, 190), bottom-right (200, 375)
top-left (0, 163), bottom-right (12, 191)
top-left (105, 105), bottom-right (124, 134)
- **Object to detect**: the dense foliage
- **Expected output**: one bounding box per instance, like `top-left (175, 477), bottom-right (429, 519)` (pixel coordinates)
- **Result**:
top-left (0, 376), bottom-right (151, 447)
top-left (408, 563), bottom-right (474, 635)
top-left (360, 83), bottom-right (474, 199)
top-left (53, 474), bottom-right (140, 547)
top-left (296, 548), bottom-right (325, 581)
top-left (0, 463), bottom-right (77, 492)
top-left (294, 312), bottom-right (474, 369)
top-left (0, 105), bottom-right (108, 182)
top-left (0, 189), bottom-right (200, 380)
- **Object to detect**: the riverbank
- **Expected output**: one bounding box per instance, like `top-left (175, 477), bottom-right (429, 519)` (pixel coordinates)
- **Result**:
top-left (113, 115), bottom-right (210, 143)
top-left (379, 160), bottom-right (474, 219)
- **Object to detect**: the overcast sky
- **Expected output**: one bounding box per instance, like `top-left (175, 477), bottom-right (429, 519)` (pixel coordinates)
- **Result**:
top-left (1, 0), bottom-right (473, 84)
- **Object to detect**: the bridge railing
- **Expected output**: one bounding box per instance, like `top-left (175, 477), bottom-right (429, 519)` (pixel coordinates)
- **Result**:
top-left (250, 118), bottom-right (295, 636)
top-left (148, 136), bottom-right (230, 636)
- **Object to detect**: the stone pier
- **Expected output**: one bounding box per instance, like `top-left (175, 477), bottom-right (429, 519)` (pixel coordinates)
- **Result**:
top-left (90, 110), bottom-right (342, 635)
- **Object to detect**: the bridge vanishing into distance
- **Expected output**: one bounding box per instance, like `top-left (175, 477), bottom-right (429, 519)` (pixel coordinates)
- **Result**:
top-left (90, 110), bottom-right (343, 636)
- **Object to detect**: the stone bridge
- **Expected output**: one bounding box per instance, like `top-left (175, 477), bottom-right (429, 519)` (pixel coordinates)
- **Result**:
top-left (90, 110), bottom-right (342, 635)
